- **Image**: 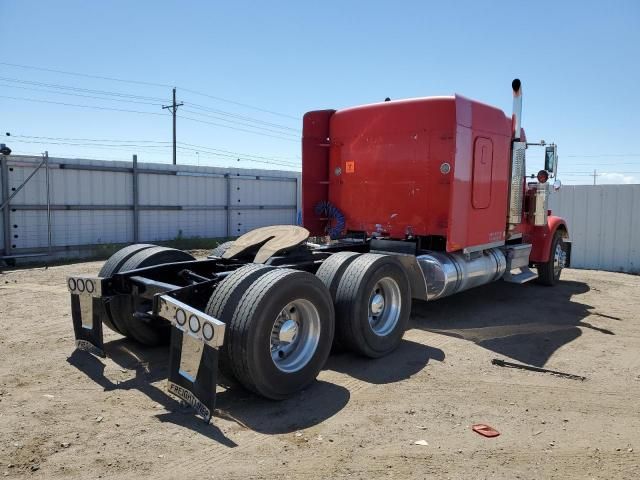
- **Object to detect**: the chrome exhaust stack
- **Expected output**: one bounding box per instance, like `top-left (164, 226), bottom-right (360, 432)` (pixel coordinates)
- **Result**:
top-left (512, 78), bottom-right (522, 140)
top-left (508, 78), bottom-right (526, 227)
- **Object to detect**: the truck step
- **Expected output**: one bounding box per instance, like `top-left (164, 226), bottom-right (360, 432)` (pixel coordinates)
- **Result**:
top-left (503, 267), bottom-right (538, 284)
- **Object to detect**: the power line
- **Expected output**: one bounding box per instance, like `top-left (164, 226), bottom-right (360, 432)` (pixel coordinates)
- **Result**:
top-left (1, 76), bottom-right (300, 131)
top-left (8, 142), bottom-right (299, 169)
top-left (180, 87), bottom-right (298, 120)
top-left (0, 61), bottom-right (298, 119)
top-left (0, 94), bottom-right (168, 116)
top-left (8, 134), bottom-right (172, 144)
top-left (178, 141), bottom-right (299, 163)
top-left (1, 95), bottom-right (300, 140)
top-left (10, 139), bottom-right (172, 149)
top-left (566, 153), bottom-right (640, 158)
top-left (178, 114), bottom-right (299, 142)
top-left (183, 102), bottom-right (300, 132)
top-left (0, 76), bottom-right (167, 101)
top-left (7, 137), bottom-right (299, 167)
top-left (557, 171), bottom-right (640, 175)
top-left (0, 82), bottom-right (164, 106)
top-left (180, 108), bottom-right (298, 137)
top-left (7, 135), bottom-right (300, 162)
top-left (177, 147), bottom-right (299, 168)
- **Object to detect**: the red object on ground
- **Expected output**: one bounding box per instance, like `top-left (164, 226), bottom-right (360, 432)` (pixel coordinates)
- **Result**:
top-left (472, 424), bottom-right (500, 438)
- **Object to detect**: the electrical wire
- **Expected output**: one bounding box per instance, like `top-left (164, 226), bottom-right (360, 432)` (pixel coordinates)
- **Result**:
top-left (1, 94), bottom-right (300, 139)
top-left (1, 95), bottom-right (300, 140)
top-left (176, 146), bottom-right (298, 167)
top-left (178, 114), bottom-right (299, 142)
top-left (566, 154), bottom-right (640, 158)
top-left (0, 76), bottom-right (167, 102)
top-left (183, 102), bottom-right (300, 131)
top-left (7, 135), bottom-right (300, 164)
top-left (0, 61), bottom-right (298, 119)
top-left (180, 108), bottom-right (298, 137)
top-left (0, 82), bottom-right (164, 107)
top-left (1, 76), bottom-right (300, 131)
top-left (8, 134), bottom-right (172, 144)
top-left (0, 94), bottom-right (168, 116)
top-left (8, 138), bottom-right (299, 168)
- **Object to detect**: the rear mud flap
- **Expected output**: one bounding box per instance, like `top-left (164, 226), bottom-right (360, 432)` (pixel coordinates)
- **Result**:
top-left (68, 276), bottom-right (106, 357)
top-left (167, 328), bottom-right (219, 422)
top-left (158, 295), bottom-right (226, 423)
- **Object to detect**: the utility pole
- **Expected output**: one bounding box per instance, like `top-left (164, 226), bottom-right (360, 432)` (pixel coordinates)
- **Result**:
top-left (162, 88), bottom-right (183, 165)
top-left (592, 169), bottom-right (597, 185)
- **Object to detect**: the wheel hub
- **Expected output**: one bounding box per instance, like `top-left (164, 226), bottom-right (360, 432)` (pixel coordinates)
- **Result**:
top-left (554, 243), bottom-right (566, 274)
top-left (278, 319), bottom-right (298, 344)
top-left (270, 300), bottom-right (321, 373)
top-left (370, 293), bottom-right (385, 316)
top-left (367, 277), bottom-right (402, 337)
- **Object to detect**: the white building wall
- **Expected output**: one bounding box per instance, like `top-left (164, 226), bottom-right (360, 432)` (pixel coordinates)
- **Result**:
top-left (549, 184), bottom-right (640, 273)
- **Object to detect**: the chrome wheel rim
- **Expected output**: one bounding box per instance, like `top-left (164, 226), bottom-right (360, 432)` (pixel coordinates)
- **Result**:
top-left (270, 299), bottom-right (321, 373)
top-left (553, 242), bottom-right (566, 276)
top-left (368, 277), bottom-right (402, 336)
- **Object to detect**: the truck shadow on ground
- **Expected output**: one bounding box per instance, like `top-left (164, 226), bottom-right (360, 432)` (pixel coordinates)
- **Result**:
top-left (67, 345), bottom-right (240, 446)
top-left (67, 336), bottom-right (443, 442)
top-left (410, 278), bottom-right (612, 367)
top-left (324, 339), bottom-right (445, 384)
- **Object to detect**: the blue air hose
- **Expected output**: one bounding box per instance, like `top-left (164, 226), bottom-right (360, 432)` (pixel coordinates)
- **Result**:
top-left (314, 200), bottom-right (345, 239)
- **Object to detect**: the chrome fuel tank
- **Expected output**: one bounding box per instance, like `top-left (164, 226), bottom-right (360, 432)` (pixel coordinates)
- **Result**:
top-left (417, 248), bottom-right (507, 300)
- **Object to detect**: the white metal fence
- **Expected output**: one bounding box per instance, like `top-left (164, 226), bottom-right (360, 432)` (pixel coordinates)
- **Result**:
top-left (1, 155), bottom-right (301, 260)
top-left (2, 157), bottom-right (638, 273)
top-left (549, 184), bottom-right (640, 273)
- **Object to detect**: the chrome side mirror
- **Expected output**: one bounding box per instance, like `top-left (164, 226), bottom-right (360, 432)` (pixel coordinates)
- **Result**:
top-left (553, 179), bottom-right (562, 191)
top-left (545, 145), bottom-right (558, 174)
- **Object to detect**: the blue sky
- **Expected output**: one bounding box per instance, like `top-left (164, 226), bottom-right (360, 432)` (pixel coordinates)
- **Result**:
top-left (1, 0), bottom-right (639, 183)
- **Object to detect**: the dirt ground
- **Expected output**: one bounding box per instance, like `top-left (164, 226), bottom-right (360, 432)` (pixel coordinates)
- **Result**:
top-left (1, 260), bottom-right (639, 479)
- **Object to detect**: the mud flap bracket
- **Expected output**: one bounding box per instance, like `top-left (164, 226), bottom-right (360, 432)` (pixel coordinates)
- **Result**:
top-left (158, 295), bottom-right (226, 423)
top-left (68, 276), bottom-right (106, 357)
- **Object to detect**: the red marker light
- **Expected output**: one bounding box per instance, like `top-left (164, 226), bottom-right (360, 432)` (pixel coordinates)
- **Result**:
top-left (537, 170), bottom-right (549, 184)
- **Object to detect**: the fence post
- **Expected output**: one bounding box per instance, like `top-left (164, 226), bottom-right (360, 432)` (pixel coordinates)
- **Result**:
top-left (132, 154), bottom-right (139, 243)
top-left (1, 156), bottom-right (11, 257)
top-left (45, 152), bottom-right (52, 255)
top-left (225, 173), bottom-right (231, 237)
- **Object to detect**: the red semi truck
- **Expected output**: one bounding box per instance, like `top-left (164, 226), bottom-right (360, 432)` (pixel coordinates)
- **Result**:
top-left (67, 79), bottom-right (570, 422)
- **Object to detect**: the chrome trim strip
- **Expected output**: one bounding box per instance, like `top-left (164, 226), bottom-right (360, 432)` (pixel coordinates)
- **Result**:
top-left (158, 295), bottom-right (225, 348)
top-left (67, 275), bottom-right (103, 297)
top-left (462, 241), bottom-right (506, 255)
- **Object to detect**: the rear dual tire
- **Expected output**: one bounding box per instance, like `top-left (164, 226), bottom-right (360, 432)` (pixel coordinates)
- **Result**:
top-left (317, 253), bottom-right (411, 358)
top-left (207, 266), bottom-right (335, 399)
top-left (333, 254), bottom-right (411, 358)
top-left (99, 245), bottom-right (195, 345)
top-left (98, 244), bottom-right (155, 335)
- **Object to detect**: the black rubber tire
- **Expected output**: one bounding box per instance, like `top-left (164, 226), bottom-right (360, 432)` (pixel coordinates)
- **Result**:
top-left (537, 232), bottom-right (565, 286)
top-left (205, 263), bottom-right (275, 382)
top-left (210, 241), bottom-right (235, 258)
top-left (316, 251), bottom-right (362, 352)
top-left (98, 244), bottom-right (155, 334)
top-left (334, 253), bottom-right (411, 358)
top-left (316, 251), bottom-right (362, 299)
top-left (225, 268), bottom-right (334, 399)
top-left (98, 244), bottom-right (156, 278)
top-left (110, 246), bottom-right (195, 345)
